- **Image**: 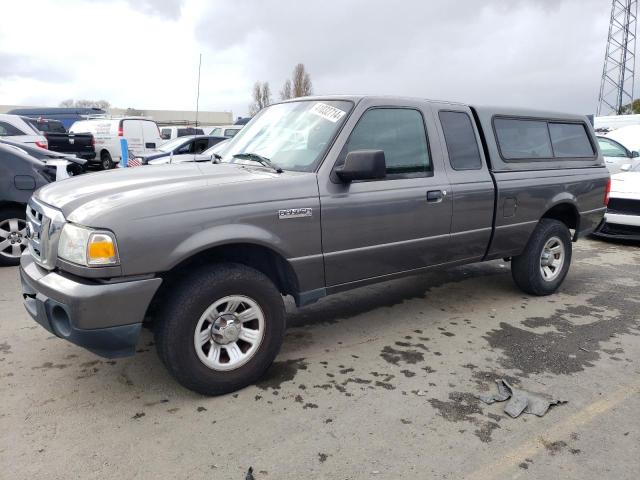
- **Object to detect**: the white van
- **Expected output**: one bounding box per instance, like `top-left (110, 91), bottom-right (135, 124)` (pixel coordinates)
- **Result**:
top-left (0, 114), bottom-right (48, 149)
top-left (69, 117), bottom-right (162, 169)
top-left (203, 125), bottom-right (243, 138)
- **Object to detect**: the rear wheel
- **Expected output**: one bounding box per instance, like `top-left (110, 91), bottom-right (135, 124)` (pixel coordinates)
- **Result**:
top-left (101, 151), bottom-right (114, 170)
top-left (0, 207), bottom-right (28, 267)
top-left (511, 219), bottom-right (572, 296)
top-left (154, 263), bottom-right (286, 395)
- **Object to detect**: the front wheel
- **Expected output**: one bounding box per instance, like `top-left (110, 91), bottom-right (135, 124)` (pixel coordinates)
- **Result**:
top-left (154, 263), bottom-right (286, 395)
top-left (0, 207), bottom-right (28, 267)
top-left (511, 219), bottom-right (572, 296)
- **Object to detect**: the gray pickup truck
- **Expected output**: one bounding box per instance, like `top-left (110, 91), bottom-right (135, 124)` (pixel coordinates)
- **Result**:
top-left (19, 96), bottom-right (609, 395)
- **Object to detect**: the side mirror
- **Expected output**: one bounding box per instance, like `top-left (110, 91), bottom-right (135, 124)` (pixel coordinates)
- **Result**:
top-left (632, 151), bottom-right (639, 158)
top-left (621, 163), bottom-right (632, 171)
top-left (335, 150), bottom-right (386, 182)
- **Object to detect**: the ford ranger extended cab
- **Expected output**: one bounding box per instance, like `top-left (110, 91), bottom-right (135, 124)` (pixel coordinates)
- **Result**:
top-left (19, 96), bottom-right (610, 395)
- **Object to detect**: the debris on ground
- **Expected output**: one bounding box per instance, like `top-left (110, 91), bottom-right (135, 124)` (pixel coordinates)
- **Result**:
top-left (478, 379), bottom-right (566, 417)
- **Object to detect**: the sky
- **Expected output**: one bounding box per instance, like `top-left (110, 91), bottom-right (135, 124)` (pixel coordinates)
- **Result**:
top-left (0, 0), bottom-right (614, 118)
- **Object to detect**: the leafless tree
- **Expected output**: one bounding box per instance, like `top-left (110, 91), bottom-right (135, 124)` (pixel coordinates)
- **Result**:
top-left (248, 81), bottom-right (272, 116)
top-left (261, 83), bottom-right (272, 111)
top-left (280, 79), bottom-right (292, 100)
top-left (291, 63), bottom-right (313, 97)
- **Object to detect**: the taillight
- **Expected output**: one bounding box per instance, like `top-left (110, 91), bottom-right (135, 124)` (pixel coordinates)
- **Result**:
top-left (91, 136), bottom-right (95, 147)
top-left (35, 141), bottom-right (48, 149)
top-left (604, 178), bottom-right (611, 206)
top-left (118, 126), bottom-right (123, 136)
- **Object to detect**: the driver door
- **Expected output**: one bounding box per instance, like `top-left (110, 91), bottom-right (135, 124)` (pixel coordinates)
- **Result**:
top-left (318, 101), bottom-right (452, 287)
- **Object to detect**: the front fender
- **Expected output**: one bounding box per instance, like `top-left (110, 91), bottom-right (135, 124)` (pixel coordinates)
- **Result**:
top-left (166, 223), bottom-right (291, 271)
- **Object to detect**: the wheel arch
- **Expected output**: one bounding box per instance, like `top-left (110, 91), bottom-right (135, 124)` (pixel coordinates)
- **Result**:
top-left (145, 242), bottom-right (300, 323)
top-left (0, 201), bottom-right (27, 213)
top-left (540, 201), bottom-right (580, 240)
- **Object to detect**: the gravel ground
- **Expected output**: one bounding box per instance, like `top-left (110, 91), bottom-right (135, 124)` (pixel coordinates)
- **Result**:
top-left (1, 238), bottom-right (639, 479)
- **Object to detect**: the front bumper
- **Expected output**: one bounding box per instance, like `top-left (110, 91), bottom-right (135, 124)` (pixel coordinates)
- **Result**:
top-left (19, 253), bottom-right (162, 358)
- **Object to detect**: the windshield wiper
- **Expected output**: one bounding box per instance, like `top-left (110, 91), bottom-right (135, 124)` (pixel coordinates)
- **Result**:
top-left (231, 152), bottom-right (283, 173)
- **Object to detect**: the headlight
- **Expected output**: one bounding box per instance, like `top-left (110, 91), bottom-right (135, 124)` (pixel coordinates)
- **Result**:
top-left (58, 223), bottom-right (119, 266)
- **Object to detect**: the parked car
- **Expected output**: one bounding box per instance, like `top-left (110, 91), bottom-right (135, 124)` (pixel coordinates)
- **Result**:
top-left (69, 117), bottom-right (162, 170)
top-left (593, 162), bottom-right (640, 240)
top-left (19, 96), bottom-right (608, 395)
top-left (131, 135), bottom-right (228, 165)
top-left (0, 114), bottom-right (48, 149)
top-left (204, 125), bottom-right (243, 138)
top-left (148, 139), bottom-right (230, 165)
top-left (596, 135), bottom-right (640, 174)
top-left (22, 117), bottom-right (96, 162)
top-left (605, 124), bottom-right (640, 151)
top-left (0, 139), bottom-right (86, 176)
top-left (0, 142), bottom-right (85, 266)
top-left (7, 107), bottom-right (107, 129)
top-left (159, 125), bottom-right (205, 141)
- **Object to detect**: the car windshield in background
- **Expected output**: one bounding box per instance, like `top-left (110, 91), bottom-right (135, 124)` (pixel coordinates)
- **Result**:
top-left (158, 137), bottom-right (190, 152)
top-left (203, 139), bottom-right (230, 157)
top-left (219, 100), bottom-right (353, 172)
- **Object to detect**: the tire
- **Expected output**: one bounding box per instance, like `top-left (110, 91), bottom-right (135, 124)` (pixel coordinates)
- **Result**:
top-left (154, 263), bottom-right (286, 395)
top-left (511, 219), bottom-right (572, 296)
top-left (101, 151), bottom-right (114, 170)
top-left (0, 207), bottom-right (28, 267)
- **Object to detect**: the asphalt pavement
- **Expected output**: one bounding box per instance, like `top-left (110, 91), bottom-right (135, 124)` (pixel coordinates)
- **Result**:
top-left (1, 238), bottom-right (639, 479)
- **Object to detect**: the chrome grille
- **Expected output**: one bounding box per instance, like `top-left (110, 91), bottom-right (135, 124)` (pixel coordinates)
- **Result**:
top-left (26, 198), bottom-right (65, 270)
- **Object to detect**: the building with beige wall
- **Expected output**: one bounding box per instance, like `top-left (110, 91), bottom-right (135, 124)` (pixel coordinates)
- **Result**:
top-left (0, 105), bottom-right (234, 126)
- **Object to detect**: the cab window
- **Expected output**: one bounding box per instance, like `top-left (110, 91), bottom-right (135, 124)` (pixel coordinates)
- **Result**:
top-left (439, 111), bottom-right (483, 170)
top-left (341, 108), bottom-right (431, 177)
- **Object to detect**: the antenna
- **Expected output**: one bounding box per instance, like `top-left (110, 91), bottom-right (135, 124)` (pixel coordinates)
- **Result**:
top-left (597, 0), bottom-right (638, 115)
top-left (195, 53), bottom-right (202, 127)
top-left (194, 53), bottom-right (202, 164)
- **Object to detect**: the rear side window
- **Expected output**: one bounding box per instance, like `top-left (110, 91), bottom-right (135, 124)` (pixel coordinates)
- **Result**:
top-left (494, 118), bottom-right (552, 159)
top-left (225, 128), bottom-right (239, 137)
top-left (0, 121), bottom-right (25, 136)
top-left (439, 111), bottom-right (483, 170)
top-left (344, 108), bottom-right (431, 176)
top-left (494, 117), bottom-right (594, 161)
top-left (548, 123), bottom-right (594, 157)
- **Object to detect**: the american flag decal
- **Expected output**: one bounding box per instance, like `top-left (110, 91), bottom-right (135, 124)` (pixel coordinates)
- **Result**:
top-left (127, 156), bottom-right (142, 167)
top-left (125, 149), bottom-right (141, 168)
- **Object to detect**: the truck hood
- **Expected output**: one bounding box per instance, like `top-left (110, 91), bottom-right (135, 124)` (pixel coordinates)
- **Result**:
top-left (610, 171), bottom-right (640, 197)
top-left (36, 162), bottom-right (282, 222)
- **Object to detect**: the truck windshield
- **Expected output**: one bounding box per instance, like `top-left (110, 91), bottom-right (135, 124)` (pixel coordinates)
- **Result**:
top-left (219, 100), bottom-right (353, 172)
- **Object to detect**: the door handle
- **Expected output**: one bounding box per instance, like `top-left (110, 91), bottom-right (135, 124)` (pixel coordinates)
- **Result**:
top-left (427, 190), bottom-right (445, 203)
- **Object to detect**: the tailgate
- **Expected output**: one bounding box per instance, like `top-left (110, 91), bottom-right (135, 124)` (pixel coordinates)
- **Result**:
top-left (46, 133), bottom-right (95, 155)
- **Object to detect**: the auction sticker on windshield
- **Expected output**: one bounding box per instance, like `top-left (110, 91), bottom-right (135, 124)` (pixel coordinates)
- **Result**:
top-left (309, 103), bottom-right (347, 123)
